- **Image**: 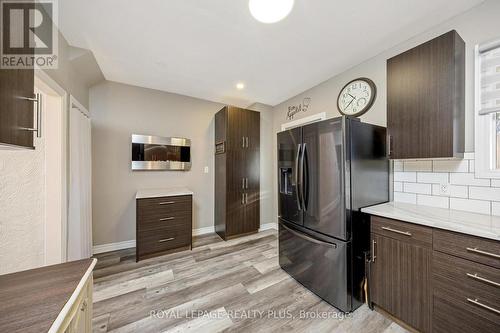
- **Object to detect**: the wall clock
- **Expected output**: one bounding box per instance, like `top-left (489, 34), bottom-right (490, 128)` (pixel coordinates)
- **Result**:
top-left (337, 78), bottom-right (376, 117)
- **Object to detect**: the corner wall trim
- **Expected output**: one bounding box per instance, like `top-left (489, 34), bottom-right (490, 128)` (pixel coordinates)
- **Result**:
top-left (92, 223), bottom-right (278, 255)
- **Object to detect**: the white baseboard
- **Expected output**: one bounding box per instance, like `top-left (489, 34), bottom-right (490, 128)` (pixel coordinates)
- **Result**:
top-left (92, 223), bottom-right (277, 255)
top-left (192, 226), bottom-right (215, 236)
top-left (259, 222), bottom-right (278, 231)
top-left (92, 239), bottom-right (136, 255)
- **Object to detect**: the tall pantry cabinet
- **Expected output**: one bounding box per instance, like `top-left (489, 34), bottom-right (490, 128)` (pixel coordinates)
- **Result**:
top-left (215, 106), bottom-right (260, 240)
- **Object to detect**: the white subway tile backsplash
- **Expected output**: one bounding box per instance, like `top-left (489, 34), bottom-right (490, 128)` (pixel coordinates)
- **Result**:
top-left (417, 194), bottom-right (449, 208)
top-left (417, 172), bottom-right (448, 184)
top-left (403, 161), bottom-right (432, 172)
top-left (492, 202), bottom-right (500, 216)
top-left (404, 182), bottom-right (432, 194)
top-left (469, 186), bottom-right (500, 202)
top-left (450, 173), bottom-right (490, 187)
top-left (393, 161), bottom-right (403, 172)
top-left (449, 198), bottom-right (490, 215)
top-left (431, 184), bottom-right (468, 198)
top-left (392, 153), bottom-right (500, 216)
top-left (433, 160), bottom-right (469, 173)
top-left (394, 172), bottom-right (416, 182)
top-left (394, 192), bottom-right (417, 204)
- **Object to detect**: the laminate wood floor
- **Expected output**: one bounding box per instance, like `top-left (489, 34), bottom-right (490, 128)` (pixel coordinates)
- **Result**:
top-left (92, 230), bottom-right (408, 333)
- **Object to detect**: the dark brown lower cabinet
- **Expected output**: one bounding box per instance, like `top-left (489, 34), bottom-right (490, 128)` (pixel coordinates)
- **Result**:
top-left (369, 216), bottom-right (500, 333)
top-left (370, 232), bottom-right (432, 333)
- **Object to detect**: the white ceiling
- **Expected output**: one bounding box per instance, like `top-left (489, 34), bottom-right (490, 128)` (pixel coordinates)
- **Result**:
top-left (59, 0), bottom-right (483, 107)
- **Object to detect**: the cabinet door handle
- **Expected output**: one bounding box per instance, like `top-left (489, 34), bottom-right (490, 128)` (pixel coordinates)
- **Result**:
top-left (242, 193), bottom-right (245, 205)
top-left (246, 137), bottom-right (249, 148)
top-left (245, 177), bottom-right (248, 189)
top-left (466, 247), bottom-right (500, 259)
top-left (467, 298), bottom-right (500, 315)
top-left (388, 135), bottom-right (393, 158)
top-left (466, 273), bottom-right (500, 288)
top-left (245, 193), bottom-right (248, 204)
top-left (19, 93), bottom-right (42, 138)
top-left (242, 178), bottom-right (245, 189)
top-left (372, 240), bottom-right (377, 262)
top-left (158, 237), bottom-right (175, 243)
top-left (242, 136), bottom-right (245, 148)
top-left (158, 201), bottom-right (175, 205)
top-left (81, 300), bottom-right (88, 311)
top-left (159, 217), bottom-right (175, 221)
top-left (381, 226), bottom-right (412, 236)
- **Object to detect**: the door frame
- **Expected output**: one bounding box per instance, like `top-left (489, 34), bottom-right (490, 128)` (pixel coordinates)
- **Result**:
top-left (35, 69), bottom-right (69, 264)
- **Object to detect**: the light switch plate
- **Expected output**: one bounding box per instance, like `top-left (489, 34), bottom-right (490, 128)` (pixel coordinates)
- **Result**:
top-left (204, 166), bottom-right (209, 173)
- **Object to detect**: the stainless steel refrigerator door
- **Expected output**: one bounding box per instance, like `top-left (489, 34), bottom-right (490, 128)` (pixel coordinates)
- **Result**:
top-left (277, 128), bottom-right (303, 226)
top-left (279, 221), bottom-right (350, 312)
top-left (302, 119), bottom-right (347, 240)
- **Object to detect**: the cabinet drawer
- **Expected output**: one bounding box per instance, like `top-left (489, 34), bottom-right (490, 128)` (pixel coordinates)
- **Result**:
top-left (138, 214), bottom-right (190, 232)
top-left (137, 195), bottom-right (192, 214)
top-left (433, 251), bottom-right (500, 307)
top-left (433, 229), bottom-right (500, 268)
top-left (138, 225), bottom-right (191, 256)
top-left (433, 284), bottom-right (500, 333)
top-left (371, 216), bottom-right (432, 248)
top-left (138, 209), bottom-right (191, 227)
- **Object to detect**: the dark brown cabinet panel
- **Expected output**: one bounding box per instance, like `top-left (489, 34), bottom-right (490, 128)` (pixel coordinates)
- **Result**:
top-left (136, 195), bottom-right (192, 261)
top-left (370, 222), bottom-right (432, 332)
top-left (215, 106), bottom-right (260, 240)
top-left (369, 215), bottom-right (500, 333)
top-left (0, 67), bottom-right (35, 148)
top-left (387, 30), bottom-right (465, 159)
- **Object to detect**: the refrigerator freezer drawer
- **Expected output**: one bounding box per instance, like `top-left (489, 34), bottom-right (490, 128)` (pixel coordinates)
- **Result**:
top-left (279, 221), bottom-right (350, 312)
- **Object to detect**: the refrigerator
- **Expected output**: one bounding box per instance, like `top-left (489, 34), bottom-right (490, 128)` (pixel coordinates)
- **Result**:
top-left (278, 116), bottom-right (389, 312)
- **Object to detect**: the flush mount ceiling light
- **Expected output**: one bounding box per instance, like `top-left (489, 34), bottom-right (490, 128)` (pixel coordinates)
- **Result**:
top-left (249, 0), bottom-right (294, 24)
top-left (236, 82), bottom-right (245, 90)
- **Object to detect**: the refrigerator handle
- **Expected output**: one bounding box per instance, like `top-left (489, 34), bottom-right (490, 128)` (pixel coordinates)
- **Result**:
top-left (295, 144), bottom-right (302, 211)
top-left (302, 143), bottom-right (309, 211)
top-left (281, 222), bottom-right (337, 248)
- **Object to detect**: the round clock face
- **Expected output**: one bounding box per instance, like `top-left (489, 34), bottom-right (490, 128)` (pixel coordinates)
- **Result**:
top-left (337, 78), bottom-right (376, 116)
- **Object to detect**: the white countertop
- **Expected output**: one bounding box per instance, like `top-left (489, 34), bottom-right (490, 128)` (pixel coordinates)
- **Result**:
top-left (136, 187), bottom-right (193, 199)
top-left (361, 202), bottom-right (500, 241)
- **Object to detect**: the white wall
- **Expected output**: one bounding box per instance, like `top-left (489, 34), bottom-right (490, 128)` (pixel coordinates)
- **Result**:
top-left (0, 123), bottom-right (46, 275)
top-left (91, 82), bottom-right (276, 247)
top-left (272, 0), bottom-right (500, 212)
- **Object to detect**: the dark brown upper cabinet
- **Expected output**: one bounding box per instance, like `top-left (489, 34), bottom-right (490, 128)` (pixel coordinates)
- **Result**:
top-left (215, 106), bottom-right (260, 240)
top-left (0, 67), bottom-right (36, 149)
top-left (387, 30), bottom-right (465, 159)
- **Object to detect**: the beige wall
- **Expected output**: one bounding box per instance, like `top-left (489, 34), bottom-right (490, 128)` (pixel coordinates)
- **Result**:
top-left (247, 103), bottom-right (277, 227)
top-left (272, 0), bottom-right (500, 150)
top-left (90, 82), bottom-right (276, 246)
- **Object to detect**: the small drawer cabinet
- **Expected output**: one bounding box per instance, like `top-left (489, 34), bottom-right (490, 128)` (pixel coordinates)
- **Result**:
top-left (136, 193), bottom-right (192, 261)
